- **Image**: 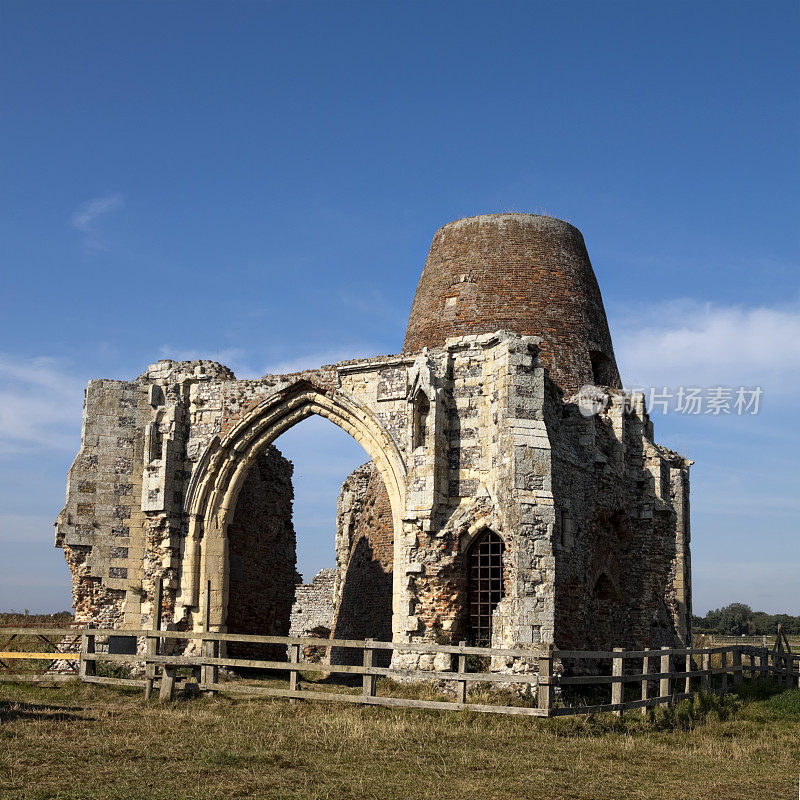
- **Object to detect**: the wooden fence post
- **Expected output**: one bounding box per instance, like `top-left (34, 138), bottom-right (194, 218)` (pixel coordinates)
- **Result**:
top-left (784, 652), bottom-right (792, 688)
top-left (796, 656), bottom-right (800, 690)
top-left (641, 650), bottom-right (650, 715)
top-left (144, 578), bottom-right (162, 700)
top-left (362, 639), bottom-right (375, 699)
top-left (79, 626), bottom-right (96, 680)
top-left (159, 665), bottom-right (176, 702)
top-left (200, 580), bottom-right (218, 694)
top-left (456, 641), bottom-right (467, 705)
top-left (537, 643), bottom-right (552, 715)
top-left (779, 626), bottom-right (794, 686)
top-left (288, 642), bottom-right (300, 700)
top-left (701, 652), bottom-right (710, 692)
top-left (659, 647), bottom-right (672, 706)
top-left (684, 651), bottom-right (692, 694)
top-left (732, 647), bottom-right (742, 687)
top-left (720, 650), bottom-right (728, 694)
top-left (611, 647), bottom-right (623, 716)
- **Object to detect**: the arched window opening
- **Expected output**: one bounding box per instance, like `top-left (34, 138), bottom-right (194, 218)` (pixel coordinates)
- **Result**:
top-left (589, 350), bottom-right (613, 386)
top-left (467, 530), bottom-right (505, 646)
top-left (590, 573), bottom-right (619, 650)
top-left (413, 391), bottom-right (430, 449)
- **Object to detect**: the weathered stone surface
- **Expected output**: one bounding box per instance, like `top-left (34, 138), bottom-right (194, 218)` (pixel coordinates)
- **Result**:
top-left (330, 462), bottom-right (394, 665)
top-left (55, 214), bottom-right (693, 677)
top-left (289, 569), bottom-right (336, 638)
top-left (226, 445), bottom-right (297, 659)
top-left (289, 569), bottom-right (336, 661)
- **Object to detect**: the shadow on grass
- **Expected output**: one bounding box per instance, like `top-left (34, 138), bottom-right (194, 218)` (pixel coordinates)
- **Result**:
top-left (547, 680), bottom-right (799, 736)
top-left (0, 701), bottom-right (91, 723)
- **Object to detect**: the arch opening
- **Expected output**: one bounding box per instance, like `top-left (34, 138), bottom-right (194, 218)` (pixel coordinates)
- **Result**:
top-left (188, 385), bottom-right (406, 666)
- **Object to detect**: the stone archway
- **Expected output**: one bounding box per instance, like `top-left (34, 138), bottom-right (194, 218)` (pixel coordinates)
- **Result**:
top-left (178, 380), bottom-right (407, 637)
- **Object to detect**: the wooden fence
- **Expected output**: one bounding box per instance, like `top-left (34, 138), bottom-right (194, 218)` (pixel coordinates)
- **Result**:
top-left (1, 625), bottom-right (797, 717)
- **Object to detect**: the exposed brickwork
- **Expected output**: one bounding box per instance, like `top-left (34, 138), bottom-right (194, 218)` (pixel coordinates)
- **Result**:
top-left (403, 214), bottom-right (621, 396)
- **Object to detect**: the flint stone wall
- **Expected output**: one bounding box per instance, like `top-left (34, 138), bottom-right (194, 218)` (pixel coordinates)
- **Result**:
top-left (56, 331), bottom-right (692, 674)
top-left (226, 445), bottom-right (297, 659)
top-left (289, 569), bottom-right (336, 662)
top-left (289, 569), bottom-right (336, 638)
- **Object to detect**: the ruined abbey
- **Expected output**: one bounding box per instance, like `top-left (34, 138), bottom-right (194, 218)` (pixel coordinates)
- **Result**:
top-left (55, 213), bottom-right (693, 669)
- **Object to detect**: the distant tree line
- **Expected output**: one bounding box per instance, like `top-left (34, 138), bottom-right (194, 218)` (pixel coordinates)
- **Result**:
top-left (692, 603), bottom-right (800, 636)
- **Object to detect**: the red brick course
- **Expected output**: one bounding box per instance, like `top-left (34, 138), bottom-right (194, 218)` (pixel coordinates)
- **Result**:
top-left (403, 214), bottom-right (621, 395)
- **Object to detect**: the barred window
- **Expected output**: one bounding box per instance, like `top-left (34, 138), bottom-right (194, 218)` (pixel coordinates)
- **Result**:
top-left (467, 530), bottom-right (505, 646)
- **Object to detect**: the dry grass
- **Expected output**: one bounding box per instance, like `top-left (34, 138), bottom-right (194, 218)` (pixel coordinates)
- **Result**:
top-left (0, 680), bottom-right (798, 800)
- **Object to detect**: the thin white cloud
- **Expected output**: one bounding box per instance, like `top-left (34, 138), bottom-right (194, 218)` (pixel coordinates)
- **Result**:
top-left (0, 355), bottom-right (84, 453)
top-left (71, 194), bottom-right (123, 233)
top-left (70, 194), bottom-right (123, 251)
top-left (611, 299), bottom-right (800, 395)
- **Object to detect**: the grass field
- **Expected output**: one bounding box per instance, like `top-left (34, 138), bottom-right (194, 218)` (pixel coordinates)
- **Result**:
top-left (1, 680), bottom-right (798, 800)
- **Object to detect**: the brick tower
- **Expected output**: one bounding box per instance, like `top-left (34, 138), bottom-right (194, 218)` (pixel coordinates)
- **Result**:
top-left (404, 213), bottom-right (621, 395)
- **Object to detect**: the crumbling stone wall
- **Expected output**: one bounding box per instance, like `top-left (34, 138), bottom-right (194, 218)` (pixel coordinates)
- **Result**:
top-left (289, 569), bottom-right (336, 638)
top-left (546, 387), bottom-right (692, 655)
top-left (331, 462), bottom-right (394, 665)
top-left (55, 213), bottom-right (693, 678)
top-left (226, 445), bottom-right (297, 658)
top-left (289, 569), bottom-right (336, 661)
top-left (333, 462), bottom-right (393, 641)
top-left (55, 378), bottom-right (151, 627)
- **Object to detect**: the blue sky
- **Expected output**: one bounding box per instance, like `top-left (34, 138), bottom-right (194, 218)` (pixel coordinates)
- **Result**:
top-left (1, 1), bottom-right (797, 615)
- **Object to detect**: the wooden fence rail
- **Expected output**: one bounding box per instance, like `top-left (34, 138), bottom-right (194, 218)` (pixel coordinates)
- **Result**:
top-left (1, 626), bottom-right (797, 717)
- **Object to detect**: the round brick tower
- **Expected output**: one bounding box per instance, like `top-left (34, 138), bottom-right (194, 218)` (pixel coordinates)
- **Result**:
top-left (403, 213), bottom-right (622, 395)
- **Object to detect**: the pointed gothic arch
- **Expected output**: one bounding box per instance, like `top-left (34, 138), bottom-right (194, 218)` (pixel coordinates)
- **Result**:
top-left (177, 380), bottom-right (407, 633)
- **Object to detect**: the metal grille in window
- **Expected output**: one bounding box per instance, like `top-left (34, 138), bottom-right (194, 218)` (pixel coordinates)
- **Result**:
top-left (467, 530), bottom-right (505, 646)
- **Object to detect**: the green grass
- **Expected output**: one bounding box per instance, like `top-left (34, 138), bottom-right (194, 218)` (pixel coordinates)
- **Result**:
top-left (1, 680), bottom-right (798, 799)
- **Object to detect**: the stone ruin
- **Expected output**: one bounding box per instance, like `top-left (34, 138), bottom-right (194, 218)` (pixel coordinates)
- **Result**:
top-left (55, 213), bottom-right (692, 672)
